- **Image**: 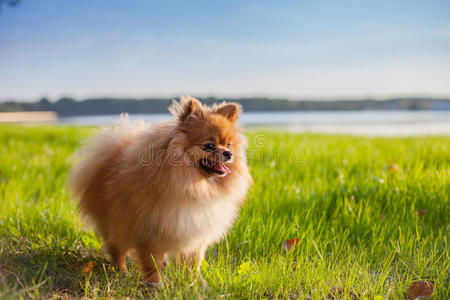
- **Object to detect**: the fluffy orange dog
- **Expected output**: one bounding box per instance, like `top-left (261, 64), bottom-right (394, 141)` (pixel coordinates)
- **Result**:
top-left (69, 96), bottom-right (252, 283)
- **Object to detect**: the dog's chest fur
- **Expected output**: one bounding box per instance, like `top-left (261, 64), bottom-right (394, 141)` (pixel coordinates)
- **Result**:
top-left (173, 199), bottom-right (236, 246)
top-left (162, 189), bottom-right (237, 252)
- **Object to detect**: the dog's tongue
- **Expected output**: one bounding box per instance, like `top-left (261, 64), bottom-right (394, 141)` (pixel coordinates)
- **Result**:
top-left (214, 162), bottom-right (231, 174)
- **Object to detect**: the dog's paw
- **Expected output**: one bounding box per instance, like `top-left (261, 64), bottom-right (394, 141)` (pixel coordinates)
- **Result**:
top-left (189, 276), bottom-right (208, 289)
top-left (144, 281), bottom-right (164, 289)
top-left (141, 271), bottom-right (162, 286)
top-left (199, 277), bottom-right (207, 289)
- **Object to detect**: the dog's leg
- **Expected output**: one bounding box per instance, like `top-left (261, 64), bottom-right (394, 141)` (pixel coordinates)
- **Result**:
top-left (106, 242), bottom-right (128, 273)
top-left (180, 246), bottom-right (208, 288)
top-left (135, 245), bottom-right (166, 284)
top-left (179, 246), bottom-right (206, 273)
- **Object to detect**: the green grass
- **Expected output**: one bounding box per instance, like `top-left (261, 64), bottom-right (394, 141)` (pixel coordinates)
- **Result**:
top-left (0, 124), bottom-right (448, 299)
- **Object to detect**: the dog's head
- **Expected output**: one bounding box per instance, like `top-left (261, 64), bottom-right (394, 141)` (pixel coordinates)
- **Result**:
top-left (169, 96), bottom-right (244, 177)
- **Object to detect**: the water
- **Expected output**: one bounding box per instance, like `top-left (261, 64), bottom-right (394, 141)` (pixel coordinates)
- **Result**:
top-left (57, 111), bottom-right (450, 136)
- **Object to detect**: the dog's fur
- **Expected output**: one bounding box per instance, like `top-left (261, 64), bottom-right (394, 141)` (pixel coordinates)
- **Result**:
top-left (69, 96), bottom-right (252, 282)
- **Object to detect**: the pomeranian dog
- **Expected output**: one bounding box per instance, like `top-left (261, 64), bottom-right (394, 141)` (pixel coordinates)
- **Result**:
top-left (69, 96), bottom-right (252, 283)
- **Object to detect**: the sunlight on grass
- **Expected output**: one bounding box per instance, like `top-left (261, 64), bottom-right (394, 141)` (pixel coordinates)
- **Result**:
top-left (0, 125), bottom-right (448, 298)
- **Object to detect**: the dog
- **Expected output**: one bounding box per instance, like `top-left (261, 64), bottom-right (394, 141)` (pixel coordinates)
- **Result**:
top-left (69, 96), bottom-right (252, 283)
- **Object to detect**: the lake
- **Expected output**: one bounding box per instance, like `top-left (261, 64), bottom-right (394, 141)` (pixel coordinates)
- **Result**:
top-left (57, 111), bottom-right (450, 136)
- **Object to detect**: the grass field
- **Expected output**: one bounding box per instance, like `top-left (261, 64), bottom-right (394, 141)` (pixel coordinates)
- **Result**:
top-left (0, 125), bottom-right (448, 299)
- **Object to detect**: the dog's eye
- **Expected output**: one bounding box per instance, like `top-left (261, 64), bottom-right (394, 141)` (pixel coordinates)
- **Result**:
top-left (227, 143), bottom-right (232, 148)
top-left (203, 143), bottom-right (216, 151)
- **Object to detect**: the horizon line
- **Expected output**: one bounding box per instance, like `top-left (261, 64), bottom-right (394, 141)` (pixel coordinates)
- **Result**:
top-left (2, 93), bottom-right (450, 103)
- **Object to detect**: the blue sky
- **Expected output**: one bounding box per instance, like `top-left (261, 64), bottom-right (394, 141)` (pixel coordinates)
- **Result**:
top-left (1, 0), bottom-right (449, 101)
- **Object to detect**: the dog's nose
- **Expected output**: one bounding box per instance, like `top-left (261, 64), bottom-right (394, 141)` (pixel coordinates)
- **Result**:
top-left (222, 150), bottom-right (233, 161)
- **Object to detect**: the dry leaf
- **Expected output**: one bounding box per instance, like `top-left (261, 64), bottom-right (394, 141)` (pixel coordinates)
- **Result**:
top-left (82, 260), bottom-right (95, 273)
top-left (407, 281), bottom-right (434, 299)
top-left (416, 209), bottom-right (428, 217)
top-left (283, 238), bottom-right (300, 251)
top-left (388, 163), bottom-right (400, 174)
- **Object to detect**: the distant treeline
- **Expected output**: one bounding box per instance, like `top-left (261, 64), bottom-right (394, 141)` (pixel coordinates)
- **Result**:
top-left (0, 97), bottom-right (449, 116)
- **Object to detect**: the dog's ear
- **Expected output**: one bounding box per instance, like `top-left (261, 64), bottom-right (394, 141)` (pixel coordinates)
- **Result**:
top-left (169, 96), bottom-right (205, 122)
top-left (214, 102), bottom-right (241, 122)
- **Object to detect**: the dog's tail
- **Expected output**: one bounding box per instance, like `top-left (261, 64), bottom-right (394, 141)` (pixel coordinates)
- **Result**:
top-left (68, 114), bottom-right (150, 201)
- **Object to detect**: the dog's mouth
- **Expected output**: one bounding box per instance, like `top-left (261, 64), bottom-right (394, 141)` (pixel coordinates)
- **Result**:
top-left (199, 158), bottom-right (231, 176)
